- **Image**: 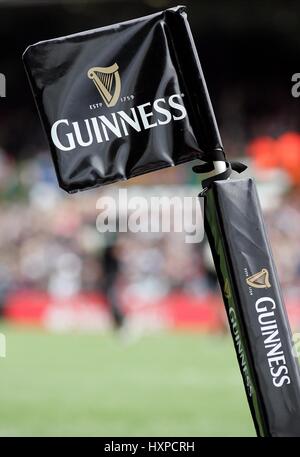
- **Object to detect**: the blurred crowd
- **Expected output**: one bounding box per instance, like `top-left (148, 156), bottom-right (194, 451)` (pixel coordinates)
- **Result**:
top-left (1, 140), bottom-right (300, 320)
top-left (0, 150), bottom-right (213, 317)
top-left (264, 187), bottom-right (300, 295)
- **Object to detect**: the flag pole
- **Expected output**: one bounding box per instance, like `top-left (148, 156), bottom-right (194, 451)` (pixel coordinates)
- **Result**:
top-left (195, 156), bottom-right (300, 437)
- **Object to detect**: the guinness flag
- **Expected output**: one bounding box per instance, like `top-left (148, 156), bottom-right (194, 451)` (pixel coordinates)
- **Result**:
top-left (23, 5), bottom-right (224, 193)
top-left (23, 6), bottom-right (300, 436)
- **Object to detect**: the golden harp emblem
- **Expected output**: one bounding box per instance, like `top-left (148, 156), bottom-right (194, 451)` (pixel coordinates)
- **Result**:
top-left (246, 268), bottom-right (271, 289)
top-left (88, 63), bottom-right (121, 107)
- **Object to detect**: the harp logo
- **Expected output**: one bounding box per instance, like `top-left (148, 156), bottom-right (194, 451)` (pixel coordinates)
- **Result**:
top-left (246, 268), bottom-right (271, 289)
top-left (88, 63), bottom-right (121, 107)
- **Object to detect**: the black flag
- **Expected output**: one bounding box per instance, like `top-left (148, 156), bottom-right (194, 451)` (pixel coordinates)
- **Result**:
top-left (23, 5), bottom-right (224, 193)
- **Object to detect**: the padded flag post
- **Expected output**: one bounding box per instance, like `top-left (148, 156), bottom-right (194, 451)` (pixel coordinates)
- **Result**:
top-left (202, 177), bottom-right (300, 436)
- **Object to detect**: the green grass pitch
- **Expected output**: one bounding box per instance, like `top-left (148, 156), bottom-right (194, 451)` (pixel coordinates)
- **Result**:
top-left (0, 324), bottom-right (255, 436)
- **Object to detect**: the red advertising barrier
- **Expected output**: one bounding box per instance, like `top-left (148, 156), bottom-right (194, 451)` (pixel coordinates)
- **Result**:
top-left (4, 289), bottom-right (300, 332)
